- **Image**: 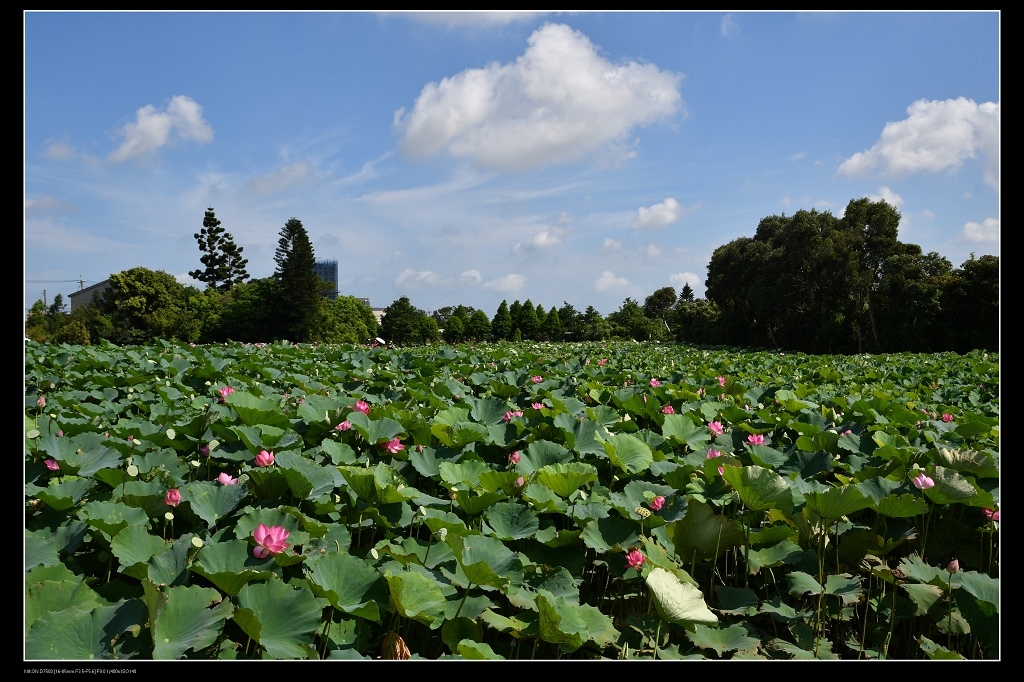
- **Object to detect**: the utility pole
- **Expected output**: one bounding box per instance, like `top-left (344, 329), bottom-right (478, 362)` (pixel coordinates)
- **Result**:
top-left (43, 289), bottom-right (46, 307)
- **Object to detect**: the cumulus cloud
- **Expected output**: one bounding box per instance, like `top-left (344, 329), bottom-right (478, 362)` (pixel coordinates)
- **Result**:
top-left (632, 197), bottom-right (683, 230)
top-left (396, 268), bottom-right (446, 286)
top-left (483, 273), bottom-right (526, 293)
top-left (865, 186), bottom-right (904, 208)
top-left (669, 272), bottom-right (701, 289)
top-left (963, 217), bottom-right (999, 243)
top-left (602, 238), bottom-right (623, 251)
top-left (108, 96), bottom-right (213, 163)
top-left (594, 270), bottom-right (631, 293)
top-left (394, 23), bottom-right (682, 170)
top-left (837, 98), bottom-right (999, 189)
top-left (530, 227), bottom-right (564, 249)
top-left (247, 162), bottom-right (312, 195)
top-left (642, 243), bottom-right (662, 258)
top-left (461, 269), bottom-right (483, 284)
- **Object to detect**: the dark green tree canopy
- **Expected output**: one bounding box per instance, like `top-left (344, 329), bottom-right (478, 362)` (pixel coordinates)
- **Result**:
top-left (189, 208), bottom-right (249, 291)
top-left (273, 217), bottom-right (320, 342)
top-left (492, 300), bottom-right (513, 340)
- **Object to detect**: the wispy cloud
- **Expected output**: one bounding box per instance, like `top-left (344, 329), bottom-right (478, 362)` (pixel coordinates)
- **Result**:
top-left (395, 11), bottom-right (553, 28)
top-left (837, 98), bottom-right (999, 190)
top-left (720, 13), bottom-right (738, 37)
top-left (108, 95), bottom-right (213, 163)
top-left (395, 23), bottom-right (682, 170)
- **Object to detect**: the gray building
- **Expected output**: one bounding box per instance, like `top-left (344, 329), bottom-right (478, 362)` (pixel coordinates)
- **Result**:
top-left (69, 280), bottom-right (112, 312)
top-left (313, 260), bottom-right (339, 299)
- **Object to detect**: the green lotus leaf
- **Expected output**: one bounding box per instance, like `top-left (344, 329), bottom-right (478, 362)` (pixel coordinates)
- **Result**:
top-left (110, 526), bottom-right (166, 580)
top-left (518, 439), bottom-right (574, 476)
top-left (483, 501), bottom-right (540, 541)
top-left (601, 432), bottom-right (653, 475)
top-left (191, 539), bottom-right (276, 596)
top-left (25, 529), bottom-right (61, 572)
top-left (786, 571), bottom-right (824, 597)
top-left (646, 567), bottom-right (718, 628)
top-left (384, 570), bottom-right (448, 627)
top-left (686, 623), bottom-right (759, 657)
top-left (78, 500), bottom-right (150, 542)
top-left (225, 391), bottom-right (292, 430)
top-left (824, 573), bottom-right (863, 605)
top-left (275, 451), bottom-right (339, 501)
top-left (25, 564), bottom-right (102, 635)
top-left (234, 579), bottom-right (322, 659)
top-left (447, 534), bottom-right (519, 589)
top-left (666, 501), bottom-right (746, 563)
top-left (306, 552), bottom-right (387, 622)
top-left (722, 465), bottom-right (793, 513)
top-left (439, 459), bottom-right (491, 488)
top-left (805, 485), bottom-right (873, 520)
top-left (478, 609), bottom-right (539, 639)
top-left (146, 582), bottom-right (233, 660)
top-left (456, 639), bottom-right (504, 659)
top-left (345, 410), bottom-right (405, 445)
top-left (181, 479), bottom-right (248, 527)
top-left (25, 600), bottom-right (147, 660)
top-left (536, 591), bottom-right (585, 652)
top-left (535, 462), bottom-right (598, 498)
top-left (36, 477), bottom-right (94, 512)
top-left (442, 617), bottom-right (482, 651)
top-left (580, 516), bottom-right (641, 554)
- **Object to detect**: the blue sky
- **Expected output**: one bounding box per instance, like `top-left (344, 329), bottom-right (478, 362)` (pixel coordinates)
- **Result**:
top-left (24, 11), bottom-right (1000, 318)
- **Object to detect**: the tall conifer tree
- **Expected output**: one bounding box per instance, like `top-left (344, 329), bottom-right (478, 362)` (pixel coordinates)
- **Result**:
top-left (189, 208), bottom-right (249, 290)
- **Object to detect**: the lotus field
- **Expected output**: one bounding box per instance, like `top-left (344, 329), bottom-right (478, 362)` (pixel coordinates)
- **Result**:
top-left (24, 340), bottom-right (999, 660)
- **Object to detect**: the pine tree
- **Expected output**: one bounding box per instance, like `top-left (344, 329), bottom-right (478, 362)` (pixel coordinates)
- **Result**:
top-left (273, 217), bottom-right (320, 342)
top-left (492, 300), bottom-right (513, 340)
top-left (189, 208), bottom-right (250, 291)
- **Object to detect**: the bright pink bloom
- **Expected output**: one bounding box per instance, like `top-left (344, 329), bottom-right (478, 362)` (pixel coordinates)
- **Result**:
top-left (707, 448), bottom-right (722, 459)
top-left (353, 400), bottom-right (370, 415)
top-left (515, 476), bottom-right (525, 488)
top-left (717, 376), bottom-right (726, 387)
top-left (650, 379), bottom-right (660, 387)
top-left (165, 489), bottom-right (181, 507)
top-left (718, 466), bottom-right (725, 476)
top-left (217, 472), bottom-right (238, 485)
top-left (382, 438), bottom-right (405, 454)
top-left (252, 524), bottom-right (291, 559)
top-left (599, 358), bottom-right (608, 366)
top-left (255, 450), bottom-right (275, 467)
top-left (708, 421), bottom-right (724, 436)
top-left (747, 434), bottom-right (765, 446)
top-left (531, 375), bottom-right (543, 384)
top-left (44, 458), bottom-right (60, 471)
top-left (37, 396), bottom-right (46, 408)
top-left (532, 402), bottom-right (544, 410)
top-left (983, 508), bottom-right (999, 522)
top-left (942, 413), bottom-right (955, 422)
top-left (947, 559), bottom-right (960, 574)
top-left (335, 420), bottom-right (351, 431)
top-left (625, 549), bottom-right (646, 569)
top-left (650, 496), bottom-right (665, 511)
top-left (661, 405), bottom-right (675, 414)
top-left (509, 451), bottom-right (521, 465)
top-left (503, 410), bottom-right (524, 422)
top-left (218, 386), bottom-right (235, 403)
top-left (912, 472), bottom-right (934, 489)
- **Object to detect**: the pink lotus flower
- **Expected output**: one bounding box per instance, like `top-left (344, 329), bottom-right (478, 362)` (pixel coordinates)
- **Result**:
top-left (56, 430), bottom-right (63, 437)
top-left (382, 438), bottom-right (405, 454)
top-left (335, 420), bottom-right (351, 431)
top-left (625, 549), bottom-right (646, 569)
top-left (708, 421), bottom-right (724, 436)
top-left (983, 508), bottom-right (999, 522)
top-left (509, 451), bottom-right (521, 465)
top-left (252, 524), bottom-right (291, 559)
top-left (707, 448), bottom-right (722, 459)
top-left (661, 405), bottom-right (675, 414)
top-left (650, 379), bottom-right (660, 387)
top-left (255, 450), bottom-right (275, 467)
top-left (44, 458), bottom-right (60, 471)
top-left (217, 386), bottom-right (235, 403)
top-left (503, 410), bottom-right (524, 422)
top-left (37, 396), bottom-right (46, 408)
top-left (515, 476), bottom-right (525, 488)
top-left (912, 472), bottom-right (934, 489)
top-left (532, 402), bottom-right (544, 410)
top-left (717, 376), bottom-right (726, 387)
top-left (353, 400), bottom-right (370, 415)
top-left (747, 434), bottom-right (765, 446)
top-left (650, 496), bottom-right (665, 511)
top-left (217, 472), bottom-right (238, 485)
top-left (165, 489), bottom-right (181, 507)
top-left (947, 559), bottom-right (960, 574)
top-left (718, 466), bottom-right (725, 476)
top-left (200, 445), bottom-right (210, 457)
top-left (942, 413), bottom-right (955, 422)
top-left (599, 358), bottom-right (608, 366)
top-left (531, 375), bottom-right (543, 384)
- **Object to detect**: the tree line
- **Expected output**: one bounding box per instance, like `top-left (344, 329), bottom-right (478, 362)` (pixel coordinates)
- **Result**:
top-left (26, 200), bottom-right (998, 354)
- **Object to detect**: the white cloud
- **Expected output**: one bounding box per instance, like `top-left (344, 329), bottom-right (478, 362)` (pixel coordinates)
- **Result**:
top-left (461, 269), bottom-right (483, 284)
top-left (108, 95), bottom-right (213, 163)
top-left (643, 243), bottom-right (662, 258)
top-left (669, 272), bottom-right (701, 289)
top-left (720, 13), bottom-right (738, 37)
top-left (837, 98), bottom-right (999, 189)
top-left (395, 23), bottom-right (682, 170)
top-left (602, 238), bottom-right (622, 251)
top-left (483, 273), bottom-right (526, 293)
top-left (530, 228), bottom-right (564, 249)
top-left (963, 217), bottom-right (999, 243)
top-left (247, 162), bottom-right (312, 195)
top-left (594, 270), bottom-right (631, 293)
top-left (396, 268), bottom-right (446, 286)
top-left (632, 197), bottom-right (682, 230)
top-left (866, 186), bottom-right (904, 208)
top-left (44, 141), bottom-right (75, 160)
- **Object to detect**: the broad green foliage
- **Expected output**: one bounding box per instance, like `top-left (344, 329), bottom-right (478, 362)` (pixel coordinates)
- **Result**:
top-left (24, 340), bottom-right (998, 660)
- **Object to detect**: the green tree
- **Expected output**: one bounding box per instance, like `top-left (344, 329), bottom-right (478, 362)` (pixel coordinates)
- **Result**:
top-left (466, 309), bottom-right (492, 341)
top-left (515, 299), bottom-right (539, 340)
top-left (53, 320), bottom-right (90, 345)
top-left (442, 315), bottom-right (465, 343)
top-left (380, 296), bottom-right (432, 345)
top-left (580, 306), bottom-right (611, 341)
top-left (99, 267), bottom-right (201, 343)
top-left (941, 254), bottom-right (999, 353)
top-left (189, 208), bottom-right (249, 291)
top-left (218, 277), bottom-right (283, 343)
top-left (540, 307), bottom-right (563, 341)
top-left (311, 295), bottom-right (379, 345)
top-left (608, 298), bottom-right (660, 341)
top-left (557, 302), bottom-right (583, 341)
top-left (273, 217), bottom-right (320, 342)
top-left (679, 283), bottom-right (695, 302)
top-left (492, 300), bottom-right (513, 340)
